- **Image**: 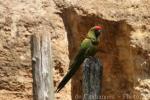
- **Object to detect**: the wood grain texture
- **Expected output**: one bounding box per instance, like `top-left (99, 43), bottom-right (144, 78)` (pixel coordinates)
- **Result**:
top-left (31, 33), bottom-right (54, 100)
top-left (82, 57), bottom-right (103, 100)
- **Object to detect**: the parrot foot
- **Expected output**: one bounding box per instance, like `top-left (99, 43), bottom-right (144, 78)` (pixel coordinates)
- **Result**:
top-left (88, 56), bottom-right (96, 60)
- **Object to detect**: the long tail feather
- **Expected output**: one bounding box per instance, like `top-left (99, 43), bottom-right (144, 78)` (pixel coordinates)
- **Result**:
top-left (55, 59), bottom-right (84, 93)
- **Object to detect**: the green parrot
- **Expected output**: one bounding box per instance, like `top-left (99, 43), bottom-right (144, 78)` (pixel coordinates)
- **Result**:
top-left (55, 25), bottom-right (103, 93)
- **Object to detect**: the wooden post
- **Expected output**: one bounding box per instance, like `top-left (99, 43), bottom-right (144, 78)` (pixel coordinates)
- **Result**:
top-left (82, 57), bottom-right (103, 100)
top-left (31, 33), bottom-right (54, 100)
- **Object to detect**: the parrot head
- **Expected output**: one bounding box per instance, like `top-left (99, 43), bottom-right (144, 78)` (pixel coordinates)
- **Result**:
top-left (87, 25), bottom-right (103, 38)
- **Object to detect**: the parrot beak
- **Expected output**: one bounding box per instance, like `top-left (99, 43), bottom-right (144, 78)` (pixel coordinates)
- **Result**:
top-left (95, 30), bottom-right (102, 37)
top-left (98, 30), bottom-right (102, 33)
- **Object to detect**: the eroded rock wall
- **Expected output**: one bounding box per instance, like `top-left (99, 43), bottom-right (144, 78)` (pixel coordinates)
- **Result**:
top-left (0, 0), bottom-right (150, 100)
top-left (0, 0), bottom-right (70, 100)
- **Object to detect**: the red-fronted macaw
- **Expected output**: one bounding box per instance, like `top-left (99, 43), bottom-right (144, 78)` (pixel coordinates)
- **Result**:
top-left (56, 25), bottom-right (103, 92)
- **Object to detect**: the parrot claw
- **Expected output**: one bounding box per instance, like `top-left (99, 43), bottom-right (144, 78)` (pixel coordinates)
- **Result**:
top-left (88, 56), bottom-right (96, 60)
top-left (86, 56), bottom-right (98, 64)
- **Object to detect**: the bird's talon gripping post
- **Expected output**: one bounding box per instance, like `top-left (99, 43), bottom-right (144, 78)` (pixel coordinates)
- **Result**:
top-left (88, 56), bottom-right (93, 59)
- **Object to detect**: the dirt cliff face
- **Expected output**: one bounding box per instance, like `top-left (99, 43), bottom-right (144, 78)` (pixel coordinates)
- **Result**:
top-left (0, 0), bottom-right (150, 100)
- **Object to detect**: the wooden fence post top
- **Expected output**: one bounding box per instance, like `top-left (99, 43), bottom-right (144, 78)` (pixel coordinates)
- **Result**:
top-left (31, 33), bottom-right (55, 100)
top-left (83, 57), bottom-right (103, 100)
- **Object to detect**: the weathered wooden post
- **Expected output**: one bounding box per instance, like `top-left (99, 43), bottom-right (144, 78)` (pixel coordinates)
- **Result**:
top-left (31, 32), bottom-right (54, 100)
top-left (82, 57), bottom-right (103, 100)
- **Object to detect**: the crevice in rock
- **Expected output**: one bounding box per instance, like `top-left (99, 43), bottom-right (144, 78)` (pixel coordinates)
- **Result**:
top-left (57, 6), bottom-right (136, 100)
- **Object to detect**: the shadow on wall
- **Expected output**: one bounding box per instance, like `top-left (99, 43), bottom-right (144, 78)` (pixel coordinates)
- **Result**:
top-left (57, 7), bottom-right (136, 100)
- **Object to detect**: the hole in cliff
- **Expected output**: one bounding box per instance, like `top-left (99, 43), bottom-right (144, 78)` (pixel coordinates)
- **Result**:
top-left (59, 7), bottom-right (134, 99)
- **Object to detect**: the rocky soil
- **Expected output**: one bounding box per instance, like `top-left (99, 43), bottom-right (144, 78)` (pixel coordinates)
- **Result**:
top-left (0, 0), bottom-right (150, 100)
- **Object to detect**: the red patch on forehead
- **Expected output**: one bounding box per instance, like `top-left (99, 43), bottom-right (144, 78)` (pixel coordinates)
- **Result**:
top-left (95, 26), bottom-right (103, 30)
